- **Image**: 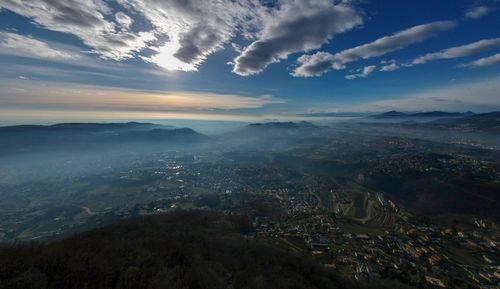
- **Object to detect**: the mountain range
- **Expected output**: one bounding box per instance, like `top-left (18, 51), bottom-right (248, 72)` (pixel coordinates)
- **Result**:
top-left (418, 111), bottom-right (500, 133)
top-left (0, 122), bottom-right (206, 155)
top-left (372, 111), bottom-right (475, 118)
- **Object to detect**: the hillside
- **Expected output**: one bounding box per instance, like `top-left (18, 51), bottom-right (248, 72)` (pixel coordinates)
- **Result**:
top-left (0, 210), bottom-right (410, 289)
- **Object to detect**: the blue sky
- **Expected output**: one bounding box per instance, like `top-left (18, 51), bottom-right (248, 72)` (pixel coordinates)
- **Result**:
top-left (0, 0), bottom-right (499, 124)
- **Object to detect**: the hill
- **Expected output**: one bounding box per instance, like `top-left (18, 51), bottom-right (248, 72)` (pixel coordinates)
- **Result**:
top-left (0, 122), bottom-right (207, 154)
top-left (219, 121), bottom-right (323, 148)
top-left (0, 210), bottom-right (409, 289)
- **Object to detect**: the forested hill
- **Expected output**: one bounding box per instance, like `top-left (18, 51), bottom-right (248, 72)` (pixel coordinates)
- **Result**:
top-left (0, 210), bottom-right (410, 289)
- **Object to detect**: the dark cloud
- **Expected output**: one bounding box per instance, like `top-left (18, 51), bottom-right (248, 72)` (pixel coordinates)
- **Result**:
top-left (173, 26), bottom-right (225, 64)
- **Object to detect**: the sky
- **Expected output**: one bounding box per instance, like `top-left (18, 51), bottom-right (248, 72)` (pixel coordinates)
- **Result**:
top-left (0, 0), bottom-right (499, 124)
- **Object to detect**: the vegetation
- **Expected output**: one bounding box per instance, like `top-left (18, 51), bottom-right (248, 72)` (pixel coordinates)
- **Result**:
top-left (0, 210), bottom-right (410, 289)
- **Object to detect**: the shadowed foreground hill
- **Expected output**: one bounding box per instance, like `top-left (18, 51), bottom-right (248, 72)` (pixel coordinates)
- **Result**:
top-left (0, 211), bottom-right (409, 289)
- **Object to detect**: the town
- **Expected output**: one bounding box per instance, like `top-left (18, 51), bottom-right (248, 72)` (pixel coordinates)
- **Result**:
top-left (1, 139), bottom-right (498, 288)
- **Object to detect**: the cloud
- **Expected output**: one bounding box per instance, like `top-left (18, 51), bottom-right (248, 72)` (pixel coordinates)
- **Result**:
top-left (344, 75), bottom-right (500, 112)
top-left (292, 21), bottom-right (456, 77)
top-left (362, 37), bottom-right (500, 76)
top-left (115, 12), bottom-right (133, 30)
top-left (0, 0), bottom-right (156, 61)
top-left (0, 31), bottom-right (80, 60)
top-left (465, 6), bottom-right (492, 19)
top-left (345, 65), bottom-right (376, 80)
top-left (119, 0), bottom-right (266, 71)
top-left (459, 53), bottom-right (500, 68)
top-left (0, 80), bottom-right (286, 111)
top-left (0, 31), bottom-right (157, 75)
top-left (412, 37), bottom-right (500, 65)
top-left (0, 0), bottom-right (269, 70)
top-left (2, 0), bottom-right (494, 78)
top-left (380, 63), bottom-right (400, 71)
top-left (232, 0), bottom-right (362, 76)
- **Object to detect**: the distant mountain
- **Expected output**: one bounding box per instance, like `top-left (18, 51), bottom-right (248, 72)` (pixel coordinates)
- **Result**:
top-left (410, 111), bottom-right (475, 117)
top-left (424, 111), bottom-right (500, 133)
top-left (372, 111), bottom-right (475, 119)
top-left (51, 121), bottom-right (171, 129)
top-left (0, 122), bottom-right (175, 137)
top-left (247, 121), bottom-right (319, 129)
top-left (298, 112), bottom-right (369, 117)
top-left (218, 121), bottom-right (324, 149)
top-left (0, 210), bottom-right (403, 289)
top-left (117, 128), bottom-right (208, 142)
top-left (372, 111), bottom-right (409, 118)
top-left (0, 122), bottom-right (207, 155)
top-left (241, 121), bottom-right (322, 139)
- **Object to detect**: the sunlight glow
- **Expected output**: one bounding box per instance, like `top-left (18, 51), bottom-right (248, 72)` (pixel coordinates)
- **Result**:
top-left (147, 41), bottom-right (197, 72)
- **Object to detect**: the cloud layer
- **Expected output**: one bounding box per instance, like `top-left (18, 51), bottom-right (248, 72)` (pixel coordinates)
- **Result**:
top-left (0, 0), bottom-right (498, 79)
top-left (0, 0), bottom-right (364, 75)
top-left (292, 21), bottom-right (456, 77)
top-left (0, 80), bottom-right (285, 111)
top-left (412, 37), bottom-right (500, 65)
top-left (0, 32), bottom-right (80, 60)
top-left (370, 37), bottom-right (500, 75)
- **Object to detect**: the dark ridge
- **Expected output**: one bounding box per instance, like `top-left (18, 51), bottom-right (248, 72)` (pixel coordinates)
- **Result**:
top-left (409, 111), bottom-right (474, 117)
top-left (427, 111), bottom-right (500, 132)
top-left (247, 121), bottom-right (318, 129)
top-left (372, 111), bottom-right (475, 119)
top-left (371, 111), bottom-right (408, 118)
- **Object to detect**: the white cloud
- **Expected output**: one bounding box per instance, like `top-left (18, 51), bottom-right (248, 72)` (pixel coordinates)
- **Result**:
top-left (412, 37), bottom-right (500, 65)
top-left (465, 6), bottom-right (492, 19)
top-left (459, 53), bottom-right (500, 68)
top-left (366, 37), bottom-right (500, 76)
top-left (292, 21), bottom-right (456, 77)
top-left (345, 65), bottom-right (376, 80)
top-left (115, 12), bottom-right (133, 30)
top-left (233, 0), bottom-right (362, 76)
top-left (0, 31), bottom-right (80, 60)
top-left (0, 0), bottom-right (156, 61)
top-left (380, 63), bottom-right (400, 71)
